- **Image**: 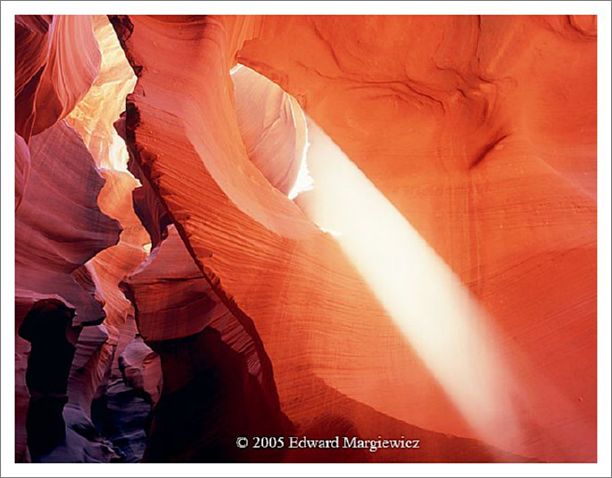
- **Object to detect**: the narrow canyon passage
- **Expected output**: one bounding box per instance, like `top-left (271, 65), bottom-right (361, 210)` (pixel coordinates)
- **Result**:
top-left (13, 14), bottom-right (597, 463)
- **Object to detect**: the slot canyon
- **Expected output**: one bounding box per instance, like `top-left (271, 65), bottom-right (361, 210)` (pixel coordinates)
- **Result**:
top-left (13, 14), bottom-right (597, 463)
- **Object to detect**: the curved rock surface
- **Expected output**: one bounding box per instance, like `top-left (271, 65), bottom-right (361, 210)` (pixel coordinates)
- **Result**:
top-left (14, 17), bottom-right (132, 462)
top-left (121, 226), bottom-right (291, 461)
top-left (14, 119), bottom-right (121, 461)
top-left (15, 15), bottom-right (101, 141)
top-left (110, 16), bottom-right (462, 462)
top-left (233, 65), bottom-right (307, 196)
top-left (66, 15), bottom-right (137, 170)
top-left (59, 17), bottom-right (150, 452)
top-left (118, 336), bottom-right (162, 405)
top-left (238, 15), bottom-right (597, 461)
top-left (15, 133), bottom-right (30, 210)
top-left (13, 13), bottom-right (597, 464)
top-left (16, 120), bottom-right (121, 326)
top-left (111, 14), bottom-right (596, 462)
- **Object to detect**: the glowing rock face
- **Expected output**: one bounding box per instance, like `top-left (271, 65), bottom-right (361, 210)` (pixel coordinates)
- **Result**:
top-left (232, 65), bottom-right (308, 196)
top-left (237, 15), bottom-right (597, 461)
top-left (16, 15), bottom-right (101, 141)
top-left (15, 121), bottom-right (121, 326)
top-left (66, 15), bottom-right (137, 171)
top-left (14, 16), bottom-right (144, 463)
top-left (14, 120), bottom-right (121, 461)
top-left (14, 14), bottom-right (597, 463)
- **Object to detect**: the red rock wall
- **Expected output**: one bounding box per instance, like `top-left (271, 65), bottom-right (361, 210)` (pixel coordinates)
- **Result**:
top-left (238, 15), bottom-right (597, 461)
top-left (14, 14), bottom-right (597, 463)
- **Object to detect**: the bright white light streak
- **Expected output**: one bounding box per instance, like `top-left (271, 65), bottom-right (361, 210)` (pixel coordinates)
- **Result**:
top-left (300, 117), bottom-right (522, 446)
top-left (287, 152), bottom-right (314, 200)
top-left (281, 82), bottom-right (313, 201)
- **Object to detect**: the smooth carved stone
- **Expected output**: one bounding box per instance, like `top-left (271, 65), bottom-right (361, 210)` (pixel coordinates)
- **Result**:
top-left (116, 58), bottom-right (312, 457)
top-left (118, 336), bottom-right (162, 405)
top-left (88, 169), bottom-right (149, 328)
top-left (110, 15), bottom-right (484, 462)
top-left (111, 14), bottom-right (508, 462)
top-left (15, 133), bottom-right (30, 210)
top-left (67, 324), bottom-right (117, 416)
top-left (14, 15), bottom-right (149, 463)
top-left (16, 120), bottom-right (121, 326)
top-left (112, 14), bottom-right (596, 462)
top-left (122, 227), bottom-right (220, 342)
top-left (15, 15), bottom-right (52, 99)
top-left (237, 15), bottom-right (597, 462)
top-left (66, 15), bottom-right (137, 170)
top-left (232, 65), bottom-right (307, 196)
top-left (15, 15), bottom-right (52, 141)
top-left (115, 112), bottom-right (172, 248)
top-left (13, 13), bottom-right (597, 464)
top-left (121, 226), bottom-right (288, 460)
top-left (14, 120), bottom-right (121, 461)
top-left (15, 15), bottom-right (101, 141)
top-left (121, 226), bottom-right (276, 387)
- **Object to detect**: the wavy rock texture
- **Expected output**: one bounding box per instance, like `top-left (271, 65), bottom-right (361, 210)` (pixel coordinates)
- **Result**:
top-left (14, 119), bottom-right (121, 461)
top-left (15, 133), bottom-right (30, 210)
top-left (15, 15), bottom-right (52, 141)
top-left (14, 16), bottom-right (141, 462)
top-left (237, 15), bottom-right (597, 462)
top-left (15, 15), bottom-right (52, 98)
top-left (15, 120), bottom-right (121, 326)
top-left (109, 14), bottom-right (597, 462)
top-left (113, 112), bottom-right (172, 248)
top-left (111, 15), bottom-right (513, 463)
top-left (71, 169), bottom-right (148, 422)
top-left (118, 336), bottom-right (162, 405)
top-left (233, 65), bottom-right (308, 196)
top-left (121, 226), bottom-right (291, 462)
top-left (14, 14), bottom-right (597, 464)
top-left (61, 17), bottom-right (150, 458)
top-left (15, 15), bottom-right (101, 141)
top-left (63, 14), bottom-right (146, 334)
top-left (67, 324), bottom-right (116, 416)
top-left (115, 62), bottom-right (313, 460)
top-left (66, 15), bottom-right (137, 170)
